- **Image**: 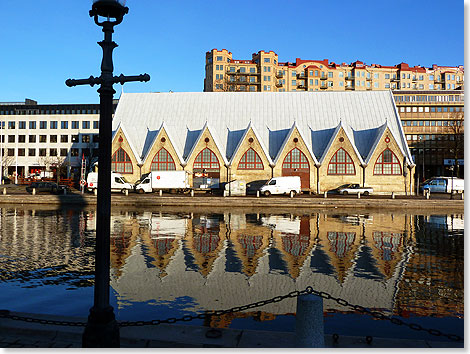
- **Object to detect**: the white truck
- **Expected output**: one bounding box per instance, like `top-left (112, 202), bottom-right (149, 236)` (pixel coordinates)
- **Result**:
top-left (86, 172), bottom-right (134, 193)
top-left (259, 176), bottom-right (301, 197)
top-left (134, 171), bottom-right (191, 194)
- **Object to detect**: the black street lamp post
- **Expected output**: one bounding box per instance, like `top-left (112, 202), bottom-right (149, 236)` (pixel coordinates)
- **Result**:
top-left (66, 0), bottom-right (149, 347)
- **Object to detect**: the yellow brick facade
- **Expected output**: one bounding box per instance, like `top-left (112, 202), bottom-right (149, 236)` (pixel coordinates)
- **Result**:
top-left (317, 127), bottom-right (363, 192)
top-left (272, 127), bottom-right (316, 190)
top-left (205, 49), bottom-right (463, 93)
top-left (140, 127), bottom-right (184, 174)
top-left (110, 124), bottom-right (415, 194)
top-left (365, 127), bottom-right (412, 194)
top-left (111, 127), bottom-right (141, 182)
top-left (228, 127), bottom-right (272, 183)
top-left (182, 127), bottom-right (227, 187)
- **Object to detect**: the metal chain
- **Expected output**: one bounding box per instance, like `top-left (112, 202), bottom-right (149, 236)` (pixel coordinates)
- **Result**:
top-left (0, 310), bottom-right (86, 327)
top-left (0, 285), bottom-right (463, 342)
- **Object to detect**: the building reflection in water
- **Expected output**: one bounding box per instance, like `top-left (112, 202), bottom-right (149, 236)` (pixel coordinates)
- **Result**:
top-left (0, 207), bottom-right (463, 330)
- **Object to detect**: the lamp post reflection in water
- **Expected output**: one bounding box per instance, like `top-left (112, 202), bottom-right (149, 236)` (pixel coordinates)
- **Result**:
top-left (65, 0), bottom-right (150, 347)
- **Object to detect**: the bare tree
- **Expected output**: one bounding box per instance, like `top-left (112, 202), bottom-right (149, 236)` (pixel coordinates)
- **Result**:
top-left (0, 154), bottom-right (14, 181)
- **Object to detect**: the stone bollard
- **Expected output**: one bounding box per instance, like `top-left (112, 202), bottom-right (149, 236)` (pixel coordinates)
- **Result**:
top-left (191, 190), bottom-right (194, 197)
top-left (323, 191), bottom-right (327, 199)
top-left (357, 192), bottom-right (360, 199)
top-left (63, 188), bottom-right (67, 195)
top-left (256, 190), bottom-right (260, 198)
top-left (32, 188), bottom-right (36, 195)
top-left (391, 192), bottom-right (395, 199)
top-left (159, 190), bottom-right (162, 197)
top-left (290, 191), bottom-right (294, 198)
top-left (295, 294), bottom-right (325, 348)
top-left (425, 191), bottom-right (430, 200)
top-left (461, 192), bottom-right (464, 200)
top-left (125, 189), bottom-right (129, 196)
top-left (94, 189), bottom-right (97, 196)
top-left (3, 187), bottom-right (6, 195)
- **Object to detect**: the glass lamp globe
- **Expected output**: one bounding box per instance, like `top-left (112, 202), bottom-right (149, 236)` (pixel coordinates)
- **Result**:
top-left (91, 0), bottom-right (128, 19)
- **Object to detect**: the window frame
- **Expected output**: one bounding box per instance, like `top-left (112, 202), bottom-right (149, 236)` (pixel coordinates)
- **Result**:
top-left (111, 147), bottom-right (133, 174)
top-left (237, 148), bottom-right (264, 170)
top-left (151, 147), bottom-right (176, 171)
top-left (327, 148), bottom-right (356, 175)
top-left (373, 148), bottom-right (402, 175)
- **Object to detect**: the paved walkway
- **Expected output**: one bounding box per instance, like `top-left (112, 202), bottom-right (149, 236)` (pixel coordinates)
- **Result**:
top-left (0, 311), bottom-right (463, 348)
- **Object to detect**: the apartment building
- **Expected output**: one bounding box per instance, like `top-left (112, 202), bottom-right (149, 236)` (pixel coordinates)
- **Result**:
top-left (205, 49), bottom-right (464, 181)
top-left (204, 49), bottom-right (464, 93)
top-left (395, 90), bottom-right (464, 180)
top-left (0, 99), bottom-right (117, 180)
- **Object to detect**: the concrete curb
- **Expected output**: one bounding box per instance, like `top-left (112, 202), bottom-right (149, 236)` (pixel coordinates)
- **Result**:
top-left (0, 194), bottom-right (464, 212)
top-left (0, 312), bottom-right (463, 348)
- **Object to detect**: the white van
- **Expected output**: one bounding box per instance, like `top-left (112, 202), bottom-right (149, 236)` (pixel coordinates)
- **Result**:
top-left (86, 172), bottom-right (134, 193)
top-left (259, 176), bottom-right (301, 197)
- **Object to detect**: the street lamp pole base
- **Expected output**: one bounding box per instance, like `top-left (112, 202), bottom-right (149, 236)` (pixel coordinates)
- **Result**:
top-left (82, 306), bottom-right (120, 348)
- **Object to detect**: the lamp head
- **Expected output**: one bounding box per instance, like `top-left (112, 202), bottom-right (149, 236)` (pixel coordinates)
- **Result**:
top-left (90, 0), bottom-right (128, 25)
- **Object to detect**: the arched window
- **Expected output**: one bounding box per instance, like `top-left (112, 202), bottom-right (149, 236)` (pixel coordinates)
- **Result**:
top-left (374, 149), bottom-right (401, 175)
top-left (151, 148), bottom-right (176, 171)
top-left (328, 148), bottom-right (355, 175)
top-left (238, 148), bottom-right (263, 170)
top-left (282, 148), bottom-right (309, 169)
top-left (111, 148), bottom-right (133, 174)
top-left (194, 148), bottom-right (219, 170)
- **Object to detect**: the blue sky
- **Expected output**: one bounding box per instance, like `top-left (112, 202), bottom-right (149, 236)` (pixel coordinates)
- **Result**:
top-left (0, 0), bottom-right (464, 104)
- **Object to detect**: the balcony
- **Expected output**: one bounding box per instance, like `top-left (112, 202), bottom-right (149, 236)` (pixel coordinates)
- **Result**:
top-left (391, 77), bottom-right (400, 82)
top-left (320, 75), bottom-right (328, 80)
top-left (345, 86), bottom-right (354, 90)
top-left (275, 81), bottom-right (283, 88)
top-left (298, 84), bottom-right (306, 89)
top-left (434, 77), bottom-right (445, 83)
top-left (320, 85), bottom-right (328, 89)
top-left (276, 72), bottom-right (283, 78)
top-left (228, 79), bottom-right (251, 85)
top-left (297, 73), bottom-right (306, 79)
top-left (226, 69), bottom-right (259, 76)
top-left (345, 76), bottom-right (354, 81)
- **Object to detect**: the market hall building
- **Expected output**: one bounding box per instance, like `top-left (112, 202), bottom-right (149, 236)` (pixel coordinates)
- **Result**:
top-left (110, 90), bottom-right (415, 194)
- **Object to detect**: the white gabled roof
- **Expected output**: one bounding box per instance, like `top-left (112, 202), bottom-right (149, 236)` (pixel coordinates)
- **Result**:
top-left (112, 91), bottom-right (412, 166)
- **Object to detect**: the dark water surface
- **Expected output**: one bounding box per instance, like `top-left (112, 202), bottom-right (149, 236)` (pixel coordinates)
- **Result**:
top-left (0, 206), bottom-right (463, 341)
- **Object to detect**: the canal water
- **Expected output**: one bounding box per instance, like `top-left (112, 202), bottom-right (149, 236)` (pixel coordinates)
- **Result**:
top-left (0, 206), bottom-right (463, 341)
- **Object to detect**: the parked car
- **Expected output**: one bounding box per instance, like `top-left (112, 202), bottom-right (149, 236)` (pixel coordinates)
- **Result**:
top-left (26, 182), bottom-right (69, 194)
top-left (330, 183), bottom-right (373, 195)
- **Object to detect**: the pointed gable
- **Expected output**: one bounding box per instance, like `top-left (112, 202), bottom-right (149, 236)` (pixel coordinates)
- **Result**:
top-left (273, 122), bottom-right (319, 165)
top-left (319, 121), bottom-right (364, 165)
top-left (142, 122), bottom-right (184, 166)
top-left (228, 122), bottom-right (273, 166)
top-left (112, 123), bottom-right (142, 164)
